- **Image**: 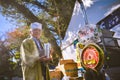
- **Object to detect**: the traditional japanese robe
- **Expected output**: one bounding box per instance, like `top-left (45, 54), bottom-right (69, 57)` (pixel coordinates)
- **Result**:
top-left (20, 37), bottom-right (50, 80)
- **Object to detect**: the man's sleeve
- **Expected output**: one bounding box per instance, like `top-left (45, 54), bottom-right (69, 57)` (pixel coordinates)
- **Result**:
top-left (20, 39), bottom-right (39, 67)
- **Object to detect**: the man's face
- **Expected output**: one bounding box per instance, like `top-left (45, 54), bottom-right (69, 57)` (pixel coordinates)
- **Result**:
top-left (31, 28), bottom-right (42, 39)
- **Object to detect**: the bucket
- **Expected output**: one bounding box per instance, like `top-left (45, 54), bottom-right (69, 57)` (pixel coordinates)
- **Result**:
top-left (59, 59), bottom-right (74, 65)
top-left (64, 62), bottom-right (78, 77)
top-left (49, 69), bottom-right (63, 80)
top-left (69, 77), bottom-right (83, 80)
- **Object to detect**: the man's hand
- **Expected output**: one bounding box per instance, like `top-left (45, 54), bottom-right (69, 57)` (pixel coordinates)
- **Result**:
top-left (42, 57), bottom-right (52, 62)
top-left (39, 55), bottom-right (46, 61)
top-left (39, 56), bottom-right (52, 62)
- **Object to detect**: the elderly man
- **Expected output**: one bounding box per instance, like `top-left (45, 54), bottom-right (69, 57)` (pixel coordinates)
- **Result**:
top-left (20, 22), bottom-right (51, 80)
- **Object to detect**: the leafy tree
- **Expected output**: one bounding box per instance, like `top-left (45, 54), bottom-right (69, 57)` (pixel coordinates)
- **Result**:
top-left (0, 1), bottom-right (77, 78)
top-left (0, 1), bottom-right (76, 78)
top-left (0, 26), bottom-right (29, 79)
top-left (0, 0), bottom-right (76, 61)
top-left (0, 37), bottom-right (17, 79)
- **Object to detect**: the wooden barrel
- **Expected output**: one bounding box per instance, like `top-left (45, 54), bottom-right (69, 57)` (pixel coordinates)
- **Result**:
top-left (49, 69), bottom-right (63, 80)
top-left (60, 59), bottom-right (74, 65)
top-left (81, 43), bottom-right (104, 70)
top-left (64, 62), bottom-right (78, 77)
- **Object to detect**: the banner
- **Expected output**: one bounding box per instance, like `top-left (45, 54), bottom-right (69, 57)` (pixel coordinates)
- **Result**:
top-left (62, 1), bottom-right (83, 61)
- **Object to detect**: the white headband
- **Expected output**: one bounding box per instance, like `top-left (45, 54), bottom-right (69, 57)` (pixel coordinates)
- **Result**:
top-left (30, 22), bottom-right (42, 30)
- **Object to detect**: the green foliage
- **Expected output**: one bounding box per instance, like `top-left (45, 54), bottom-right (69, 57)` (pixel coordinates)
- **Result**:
top-left (0, 0), bottom-right (76, 77)
top-left (14, 51), bottom-right (20, 59)
top-left (0, 40), bottom-right (18, 78)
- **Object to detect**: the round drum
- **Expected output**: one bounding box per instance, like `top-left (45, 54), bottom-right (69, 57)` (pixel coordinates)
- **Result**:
top-left (81, 43), bottom-right (104, 70)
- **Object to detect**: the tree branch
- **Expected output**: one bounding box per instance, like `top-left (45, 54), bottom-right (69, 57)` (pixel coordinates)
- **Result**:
top-left (0, 0), bottom-right (62, 58)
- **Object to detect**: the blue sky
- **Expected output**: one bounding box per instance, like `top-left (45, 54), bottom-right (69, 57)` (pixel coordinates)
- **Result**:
top-left (86, 0), bottom-right (120, 24)
top-left (0, 14), bottom-right (16, 33)
top-left (64, 0), bottom-right (120, 39)
top-left (62, 0), bottom-right (120, 60)
top-left (0, 0), bottom-right (120, 33)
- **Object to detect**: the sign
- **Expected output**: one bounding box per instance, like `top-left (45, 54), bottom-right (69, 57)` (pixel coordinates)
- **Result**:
top-left (97, 7), bottom-right (120, 30)
top-left (81, 43), bottom-right (104, 70)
